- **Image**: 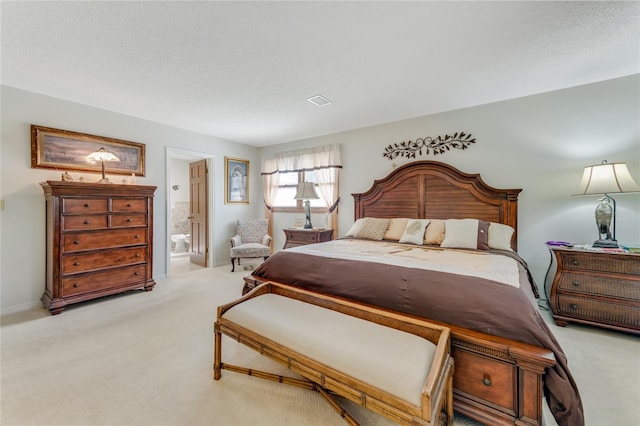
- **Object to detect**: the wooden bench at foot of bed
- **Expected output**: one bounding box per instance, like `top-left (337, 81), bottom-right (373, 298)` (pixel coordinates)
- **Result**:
top-left (243, 276), bottom-right (557, 426)
top-left (214, 282), bottom-right (454, 426)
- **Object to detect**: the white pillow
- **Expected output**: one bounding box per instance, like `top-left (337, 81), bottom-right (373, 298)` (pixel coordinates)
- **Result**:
top-left (399, 219), bottom-right (430, 245)
top-left (345, 218), bottom-right (365, 237)
top-left (440, 219), bottom-right (490, 250)
top-left (488, 222), bottom-right (515, 251)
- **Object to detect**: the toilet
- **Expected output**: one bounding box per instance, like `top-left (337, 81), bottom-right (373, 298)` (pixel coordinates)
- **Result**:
top-left (171, 234), bottom-right (190, 253)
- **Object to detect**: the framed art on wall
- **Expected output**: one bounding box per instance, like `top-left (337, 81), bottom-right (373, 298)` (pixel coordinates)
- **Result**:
top-left (31, 125), bottom-right (146, 176)
top-left (225, 157), bottom-right (249, 204)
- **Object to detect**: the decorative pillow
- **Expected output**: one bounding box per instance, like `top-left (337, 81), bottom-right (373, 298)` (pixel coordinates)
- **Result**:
top-left (399, 219), bottom-right (430, 245)
top-left (424, 219), bottom-right (445, 245)
top-left (345, 218), bottom-right (365, 237)
top-left (352, 218), bottom-right (390, 241)
top-left (440, 219), bottom-right (490, 250)
top-left (384, 218), bottom-right (410, 240)
top-left (488, 222), bottom-right (515, 251)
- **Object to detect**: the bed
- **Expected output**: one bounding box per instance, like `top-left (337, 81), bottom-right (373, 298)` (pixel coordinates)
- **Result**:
top-left (245, 160), bottom-right (583, 426)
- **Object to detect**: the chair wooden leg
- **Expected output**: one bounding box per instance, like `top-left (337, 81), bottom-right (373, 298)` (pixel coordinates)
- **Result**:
top-left (231, 258), bottom-right (235, 272)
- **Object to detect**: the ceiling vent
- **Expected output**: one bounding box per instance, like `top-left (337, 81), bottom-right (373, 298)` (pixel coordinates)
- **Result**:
top-left (306, 95), bottom-right (332, 107)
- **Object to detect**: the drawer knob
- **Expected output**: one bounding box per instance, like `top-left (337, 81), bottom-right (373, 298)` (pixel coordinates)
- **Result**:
top-left (84, 203), bottom-right (90, 207)
top-left (135, 253), bottom-right (141, 257)
top-left (482, 375), bottom-right (492, 387)
top-left (134, 271), bottom-right (140, 276)
top-left (572, 281), bottom-right (580, 286)
top-left (73, 240), bottom-right (80, 245)
top-left (572, 260), bottom-right (579, 266)
top-left (134, 235), bottom-right (140, 239)
top-left (570, 304), bottom-right (578, 310)
top-left (73, 283), bottom-right (79, 288)
top-left (127, 203), bottom-right (132, 207)
top-left (73, 262), bottom-right (80, 266)
top-left (84, 220), bottom-right (91, 224)
top-left (127, 218), bottom-right (132, 222)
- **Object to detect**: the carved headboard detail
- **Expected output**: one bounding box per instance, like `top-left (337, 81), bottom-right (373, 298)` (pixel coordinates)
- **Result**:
top-left (352, 161), bottom-right (522, 250)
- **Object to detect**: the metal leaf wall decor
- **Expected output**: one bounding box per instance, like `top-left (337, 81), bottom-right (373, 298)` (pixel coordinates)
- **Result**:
top-left (383, 132), bottom-right (476, 159)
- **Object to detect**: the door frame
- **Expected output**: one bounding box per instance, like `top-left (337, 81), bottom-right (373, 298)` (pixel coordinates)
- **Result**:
top-left (166, 147), bottom-right (215, 276)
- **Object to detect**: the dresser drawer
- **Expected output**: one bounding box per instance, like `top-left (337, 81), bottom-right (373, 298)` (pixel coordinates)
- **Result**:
top-left (111, 213), bottom-right (147, 228)
top-left (62, 215), bottom-right (109, 231)
top-left (62, 198), bottom-right (108, 214)
top-left (112, 198), bottom-right (147, 212)
top-left (452, 348), bottom-right (516, 415)
top-left (557, 294), bottom-right (640, 328)
top-left (62, 229), bottom-right (147, 252)
top-left (558, 272), bottom-right (640, 300)
top-left (559, 252), bottom-right (640, 275)
top-left (62, 265), bottom-right (147, 296)
top-left (62, 246), bottom-right (147, 274)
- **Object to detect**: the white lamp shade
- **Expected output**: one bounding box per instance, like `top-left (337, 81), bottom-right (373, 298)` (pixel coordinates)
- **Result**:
top-left (87, 147), bottom-right (120, 163)
top-left (294, 182), bottom-right (319, 200)
top-left (575, 162), bottom-right (640, 195)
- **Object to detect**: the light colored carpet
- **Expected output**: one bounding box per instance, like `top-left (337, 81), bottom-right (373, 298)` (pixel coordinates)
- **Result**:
top-left (1, 265), bottom-right (638, 426)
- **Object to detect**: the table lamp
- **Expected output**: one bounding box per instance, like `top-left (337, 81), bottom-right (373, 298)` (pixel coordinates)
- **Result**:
top-left (575, 160), bottom-right (640, 247)
top-left (294, 182), bottom-right (320, 229)
top-left (87, 147), bottom-right (120, 183)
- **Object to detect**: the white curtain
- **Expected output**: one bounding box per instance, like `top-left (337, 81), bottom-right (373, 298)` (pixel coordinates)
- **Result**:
top-left (261, 171), bottom-right (280, 249)
top-left (314, 167), bottom-right (340, 235)
top-left (261, 144), bottom-right (342, 174)
top-left (261, 144), bottom-right (342, 236)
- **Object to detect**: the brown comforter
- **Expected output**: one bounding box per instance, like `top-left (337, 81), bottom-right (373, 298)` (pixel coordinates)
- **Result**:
top-left (251, 240), bottom-right (584, 426)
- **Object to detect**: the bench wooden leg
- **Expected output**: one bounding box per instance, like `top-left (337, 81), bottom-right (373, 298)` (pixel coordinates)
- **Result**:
top-left (446, 359), bottom-right (454, 426)
top-left (315, 385), bottom-right (360, 426)
top-left (214, 323), bottom-right (222, 380)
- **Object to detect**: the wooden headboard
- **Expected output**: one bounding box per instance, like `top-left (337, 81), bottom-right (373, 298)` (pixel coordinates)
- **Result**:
top-left (352, 161), bottom-right (522, 250)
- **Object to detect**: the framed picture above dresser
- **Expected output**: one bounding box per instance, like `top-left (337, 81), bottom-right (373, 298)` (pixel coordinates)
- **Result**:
top-left (40, 181), bottom-right (156, 314)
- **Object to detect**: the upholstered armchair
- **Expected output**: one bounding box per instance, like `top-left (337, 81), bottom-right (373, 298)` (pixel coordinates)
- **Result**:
top-left (230, 218), bottom-right (272, 272)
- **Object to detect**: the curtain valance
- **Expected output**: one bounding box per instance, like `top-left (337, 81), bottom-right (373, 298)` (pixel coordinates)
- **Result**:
top-left (261, 144), bottom-right (341, 175)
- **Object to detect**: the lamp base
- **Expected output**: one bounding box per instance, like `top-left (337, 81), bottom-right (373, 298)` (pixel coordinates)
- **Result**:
top-left (303, 223), bottom-right (313, 229)
top-left (593, 239), bottom-right (618, 248)
top-left (96, 177), bottom-right (112, 184)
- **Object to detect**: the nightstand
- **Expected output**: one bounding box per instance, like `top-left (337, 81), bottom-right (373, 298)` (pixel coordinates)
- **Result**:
top-left (544, 245), bottom-right (640, 335)
top-left (283, 228), bottom-right (333, 249)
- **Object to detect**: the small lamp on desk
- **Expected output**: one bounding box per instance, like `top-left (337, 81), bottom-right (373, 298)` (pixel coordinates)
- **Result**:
top-left (575, 160), bottom-right (640, 247)
top-left (294, 182), bottom-right (320, 229)
top-left (86, 147), bottom-right (120, 183)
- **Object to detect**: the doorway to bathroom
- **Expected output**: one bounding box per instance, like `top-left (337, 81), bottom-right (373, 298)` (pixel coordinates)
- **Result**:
top-left (167, 148), bottom-right (213, 276)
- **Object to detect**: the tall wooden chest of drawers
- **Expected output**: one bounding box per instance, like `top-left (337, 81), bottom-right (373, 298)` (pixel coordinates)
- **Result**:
top-left (544, 245), bottom-right (640, 335)
top-left (40, 181), bottom-right (156, 314)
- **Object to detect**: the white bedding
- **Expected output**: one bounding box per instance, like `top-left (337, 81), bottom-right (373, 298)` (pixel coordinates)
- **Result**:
top-left (287, 239), bottom-right (521, 288)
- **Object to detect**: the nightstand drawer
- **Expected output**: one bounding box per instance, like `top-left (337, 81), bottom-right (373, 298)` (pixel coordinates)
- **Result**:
top-left (558, 273), bottom-right (640, 300)
top-left (557, 295), bottom-right (640, 328)
top-left (287, 232), bottom-right (320, 243)
top-left (559, 252), bottom-right (640, 275)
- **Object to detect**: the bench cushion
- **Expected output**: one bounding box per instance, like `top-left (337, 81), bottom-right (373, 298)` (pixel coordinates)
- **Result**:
top-left (222, 293), bottom-right (437, 407)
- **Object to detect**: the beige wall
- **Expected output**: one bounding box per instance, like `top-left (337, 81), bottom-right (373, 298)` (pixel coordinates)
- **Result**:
top-left (0, 86), bottom-right (262, 313)
top-left (261, 75), bottom-right (640, 291)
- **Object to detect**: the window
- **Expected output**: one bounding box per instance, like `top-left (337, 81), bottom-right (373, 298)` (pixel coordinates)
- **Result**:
top-left (272, 170), bottom-right (325, 211)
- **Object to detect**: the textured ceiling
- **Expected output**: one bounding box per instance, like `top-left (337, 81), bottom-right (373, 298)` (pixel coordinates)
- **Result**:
top-left (2, 1), bottom-right (639, 147)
